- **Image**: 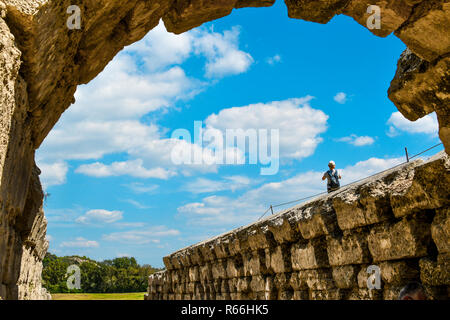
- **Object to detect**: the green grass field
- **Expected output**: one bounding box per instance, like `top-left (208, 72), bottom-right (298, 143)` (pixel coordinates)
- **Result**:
top-left (51, 292), bottom-right (146, 300)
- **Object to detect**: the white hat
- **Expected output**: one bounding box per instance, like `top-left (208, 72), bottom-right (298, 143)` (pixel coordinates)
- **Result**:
top-left (329, 160), bottom-right (335, 166)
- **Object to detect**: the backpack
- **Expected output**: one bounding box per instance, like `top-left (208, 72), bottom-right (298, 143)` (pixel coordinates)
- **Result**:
top-left (327, 170), bottom-right (340, 188)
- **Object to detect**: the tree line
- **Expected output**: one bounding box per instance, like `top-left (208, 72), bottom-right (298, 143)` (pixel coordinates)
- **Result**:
top-left (42, 252), bottom-right (162, 293)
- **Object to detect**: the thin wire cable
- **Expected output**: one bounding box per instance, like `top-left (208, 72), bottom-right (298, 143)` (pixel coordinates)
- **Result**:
top-left (257, 207), bottom-right (272, 221)
top-left (409, 143), bottom-right (443, 160)
top-left (257, 143), bottom-right (444, 220)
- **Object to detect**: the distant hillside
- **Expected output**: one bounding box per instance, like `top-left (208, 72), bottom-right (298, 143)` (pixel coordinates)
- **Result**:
top-left (42, 253), bottom-right (162, 293)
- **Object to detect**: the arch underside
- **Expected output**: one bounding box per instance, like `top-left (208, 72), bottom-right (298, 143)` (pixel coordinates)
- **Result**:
top-left (0, 0), bottom-right (448, 299)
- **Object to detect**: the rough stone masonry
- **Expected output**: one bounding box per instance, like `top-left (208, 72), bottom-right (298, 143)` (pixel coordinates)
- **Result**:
top-left (0, 0), bottom-right (449, 299)
top-left (146, 152), bottom-right (450, 300)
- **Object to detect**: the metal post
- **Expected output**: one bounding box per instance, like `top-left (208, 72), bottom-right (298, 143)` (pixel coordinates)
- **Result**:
top-left (405, 147), bottom-right (409, 162)
top-left (270, 205), bottom-right (274, 215)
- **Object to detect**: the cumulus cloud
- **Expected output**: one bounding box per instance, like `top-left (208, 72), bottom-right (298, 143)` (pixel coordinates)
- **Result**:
top-left (60, 237), bottom-right (99, 248)
top-left (76, 159), bottom-right (175, 179)
top-left (37, 22), bottom-right (254, 184)
top-left (337, 134), bottom-right (375, 147)
top-left (38, 161), bottom-right (69, 189)
top-left (76, 209), bottom-right (123, 224)
top-left (204, 97), bottom-right (328, 161)
top-left (387, 112), bottom-right (439, 137)
top-left (334, 92), bottom-right (347, 104)
top-left (177, 156), bottom-right (404, 228)
top-left (102, 226), bottom-right (180, 245)
top-left (192, 26), bottom-right (254, 78)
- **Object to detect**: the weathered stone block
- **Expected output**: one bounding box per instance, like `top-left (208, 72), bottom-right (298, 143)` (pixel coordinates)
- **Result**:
top-left (379, 261), bottom-right (419, 285)
top-left (391, 154), bottom-right (450, 218)
top-left (332, 265), bottom-right (358, 289)
top-left (228, 232), bottom-right (250, 256)
top-left (267, 215), bottom-right (300, 244)
top-left (188, 266), bottom-right (200, 282)
top-left (347, 288), bottom-right (382, 300)
top-left (236, 277), bottom-right (251, 293)
top-left (199, 243), bottom-right (217, 262)
top-left (289, 272), bottom-right (308, 291)
top-left (333, 184), bottom-right (392, 230)
top-left (200, 263), bottom-right (213, 282)
top-left (278, 290), bottom-right (294, 300)
top-left (190, 247), bottom-right (204, 265)
top-left (214, 238), bottom-right (231, 259)
top-left (250, 275), bottom-right (265, 292)
top-left (431, 208), bottom-right (450, 254)
top-left (327, 232), bottom-right (370, 266)
top-left (273, 273), bottom-right (291, 291)
top-left (227, 278), bottom-right (237, 293)
top-left (162, 256), bottom-right (173, 270)
top-left (211, 259), bottom-right (227, 279)
top-left (265, 245), bottom-right (292, 273)
top-left (291, 238), bottom-right (329, 270)
top-left (309, 289), bottom-right (344, 300)
top-left (296, 199), bottom-right (339, 239)
top-left (300, 269), bottom-right (336, 291)
top-left (368, 218), bottom-right (431, 262)
top-left (226, 256), bottom-right (244, 278)
top-left (419, 255), bottom-right (450, 286)
top-left (292, 290), bottom-right (309, 300)
top-left (247, 226), bottom-right (273, 250)
top-left (243, 250), bottom-right (267, 276)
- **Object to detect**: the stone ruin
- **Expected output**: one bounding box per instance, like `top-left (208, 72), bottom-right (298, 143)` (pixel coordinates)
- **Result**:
top-left (146, 152), bottom-right (449, 300)
top-left (0, 0), bottom-right (448, 300)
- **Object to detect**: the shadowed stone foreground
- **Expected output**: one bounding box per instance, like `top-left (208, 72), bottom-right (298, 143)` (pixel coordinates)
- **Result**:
top-left (146, 152), bottom-right (449, 300)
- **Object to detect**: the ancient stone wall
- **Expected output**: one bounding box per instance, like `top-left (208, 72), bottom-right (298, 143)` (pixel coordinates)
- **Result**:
top-left (0, 0), bottom-right (448, 299)
top-left (146, 152), bottom-right (449, 300)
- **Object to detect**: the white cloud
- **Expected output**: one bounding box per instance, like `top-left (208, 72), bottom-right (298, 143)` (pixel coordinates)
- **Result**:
top-left (193, 26), bottom-right (253, 78)
top-left (76, 209), bottom-right (123, 224)
top-left (204, 97), bottom-right (328, 160)
top-left (38, 161), bottom-right (68, 189)
top-left (126, 22), bottom-right (193, 71)
top-left (334, 92), bottom-right (347, 104)
top-left (76, 159), bottom-right (175, 179)
top-left (124, 182), bottom-right (159, 194)
top-left (337, 134), bottom-right (375, 147)
top-left (37, 22), bottom-right (253, 185)
top-left (123, 199), bottom-right (151, 209)
top-left (178, 156), bottom-right (404, 227)
top-left (102, 226), bottom-right (180, 244)
top-left (266, 54), bottom-right (282, 65)
top-left (387, 112), bottom-right (438, 137)
top-left (60, 237), bottom-right (99, 248)
top-left (183, 175), bottom-right (253, 194)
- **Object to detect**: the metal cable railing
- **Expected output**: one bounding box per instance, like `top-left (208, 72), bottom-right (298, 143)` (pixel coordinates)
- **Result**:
top-left (258, 142), bottom-right (444, 221)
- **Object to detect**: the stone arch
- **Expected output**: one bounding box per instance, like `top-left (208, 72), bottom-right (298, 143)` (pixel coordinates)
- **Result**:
top-left (0, 0), bottom-right (448, 299)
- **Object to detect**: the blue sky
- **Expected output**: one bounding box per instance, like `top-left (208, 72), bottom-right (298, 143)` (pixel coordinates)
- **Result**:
top-left (36, 2), bottom-right (442, 267)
